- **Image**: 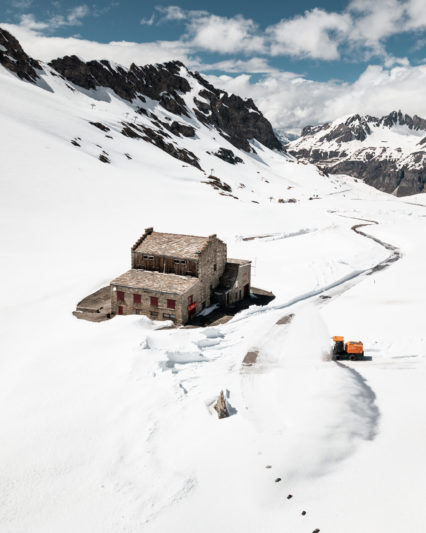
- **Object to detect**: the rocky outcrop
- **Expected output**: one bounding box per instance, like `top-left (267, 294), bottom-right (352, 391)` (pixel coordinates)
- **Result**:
top-left (214, 390), bottom-right (229, 419)
top-left (192, 79), bottom-right (282, 152)
top-left (213, 148), bottom-right (243, 164)
top-left (289, 111), bottom-right (426, 196)
top-left (0, 28), bottom-right (41, 83)
top-left (0, 27), bottom-right (283, 175)
top-left (48, 54), bottom-right (282, 154)
top-left (120, 122), bottom-right (201, 169)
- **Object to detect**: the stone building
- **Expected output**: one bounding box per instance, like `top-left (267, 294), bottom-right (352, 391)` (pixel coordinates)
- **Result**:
top-left (110, 227), bottom-right (251, 324)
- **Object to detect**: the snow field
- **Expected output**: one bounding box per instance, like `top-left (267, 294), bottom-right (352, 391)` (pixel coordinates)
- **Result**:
top-left (1, 62), bottom-right (426, 532)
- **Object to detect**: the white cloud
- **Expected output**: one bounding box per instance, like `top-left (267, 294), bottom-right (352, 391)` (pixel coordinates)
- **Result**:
top-left (0, 23), bottom-right (195, 67)
top-left (186, 13), bottom-right (264, 54)
top-left (149, 7), bottom-right (264, 55)
top-left (405, 0), bottom-right (426, 30)
top-left (140, 13), bottom-right (155, 26)
top-left (207, 62), bottom-right (426, 132)
top-left (200, 57), bottom-right (279, 74)
top-left (267, 9), bottom-right (351, 60)
top-left (155, 6), bottom-right (188, 22)
top-left (17, 5), bottom-right (90, 31)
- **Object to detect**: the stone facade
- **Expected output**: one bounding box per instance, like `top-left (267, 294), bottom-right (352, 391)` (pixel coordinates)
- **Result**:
top-left (111, 271), bottom-right (202, 324)
top-left (215, 259), bottom-right (251, 306)
top-left (110, 228), bottom-right (250, 325)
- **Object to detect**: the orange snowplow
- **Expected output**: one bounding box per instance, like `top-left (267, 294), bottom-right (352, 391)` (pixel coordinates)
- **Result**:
top-left (332, 336), bottom-right (365, 361)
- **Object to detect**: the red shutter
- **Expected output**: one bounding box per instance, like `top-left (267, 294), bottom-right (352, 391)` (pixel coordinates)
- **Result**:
top-left (133, 294), bottom-right (141, 304)
top-left (117, 291), bottom-right (124, 301)
top-left (150, 296), bottom-right (158, 307)
top-left (167, 299), bottom-right (176, 309)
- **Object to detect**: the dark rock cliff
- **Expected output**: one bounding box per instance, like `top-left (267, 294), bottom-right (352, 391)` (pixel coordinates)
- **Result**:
top-left (289, 111), bottom-right (426, 196)
top-left (0, 28), bottom-right (41, 83)
top-left (48, 56), bottom-right (282, 153)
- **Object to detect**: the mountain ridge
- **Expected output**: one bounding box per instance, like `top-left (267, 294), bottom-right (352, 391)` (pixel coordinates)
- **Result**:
top-left (0, 27), bottom-right (282, 162)
top-left (289, 110), bottom-right (426, 196)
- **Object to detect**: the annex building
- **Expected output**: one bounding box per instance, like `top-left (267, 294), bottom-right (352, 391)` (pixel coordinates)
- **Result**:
top-left (110, 227), bottom-right (251, 325)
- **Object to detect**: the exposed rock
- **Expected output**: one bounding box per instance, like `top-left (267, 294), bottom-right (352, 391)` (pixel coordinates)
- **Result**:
top-left (0, 28), bottom-right (41, 83)
top-left (141, 127), bottom-right (201, 169)
top-left (203, 175), bottom-right (232, 193)
top-left (121, 123), bottom-right (143, 139)
top-left (214, 390), bottom-right (229, 419)
top-left (275, 478), bottom-right (282, 483)
top-left (213, 148), bottom-right (243, 164)
top-left (98, 154), bottom-right (110, 163)
top-left (290, 111), bottom-right (426, 196)
top-left (169, 121), bottom-right (195, 137)
top-left (89, 121), bottom-right (110, 132)
top-left (1, 27), bottom-right (284, 180)
top-left (287, 494), bottom-right (293, 499)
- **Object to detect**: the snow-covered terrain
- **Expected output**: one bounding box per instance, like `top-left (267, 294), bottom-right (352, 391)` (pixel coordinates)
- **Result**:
top-left (289, 111), bottom-right (426, 196)
top-left (1, 42), bottom-right (426, 533)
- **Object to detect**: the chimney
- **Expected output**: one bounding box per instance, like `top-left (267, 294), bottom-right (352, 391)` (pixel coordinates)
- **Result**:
top-left (145, 227), bottom-right (154, 235)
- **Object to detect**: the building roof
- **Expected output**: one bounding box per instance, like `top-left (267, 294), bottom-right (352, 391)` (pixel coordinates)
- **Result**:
top-left (227, 258), bottom-right (251, 265)
top-left (134, 231), bottom-right (212, 260)
top-left (111, 269), bottom-right (200, 295)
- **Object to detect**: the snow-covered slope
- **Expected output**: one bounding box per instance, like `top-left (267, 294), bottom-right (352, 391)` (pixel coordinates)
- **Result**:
top-left (289, 111), bottom-right (426, 196)
top-left (1, 28), bottom-right (426, 533)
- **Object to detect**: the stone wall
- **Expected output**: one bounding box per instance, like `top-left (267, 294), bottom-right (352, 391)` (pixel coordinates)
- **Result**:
top-left (197, 235), bottom-right (227, 306)
top-left (110, 281), bottom-right (202, 324)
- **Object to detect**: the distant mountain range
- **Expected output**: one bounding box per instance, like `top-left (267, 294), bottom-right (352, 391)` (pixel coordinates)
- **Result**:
top-left (288, 111), bottom-right (426, 196)
top-left (2, 26), bottom-right (426, 197)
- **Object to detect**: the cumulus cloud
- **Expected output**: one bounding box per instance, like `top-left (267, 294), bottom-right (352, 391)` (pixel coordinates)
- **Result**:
top-left (207, 62), bottom-right (426, 132)
top-left (185, 13), bottom-right (264, 54)
top-left (2, 1), bottom-right (426, 134)
top-left (0, 23), bottom-right (195, 66)
top-left (267, 9), bottom-right (351, 60)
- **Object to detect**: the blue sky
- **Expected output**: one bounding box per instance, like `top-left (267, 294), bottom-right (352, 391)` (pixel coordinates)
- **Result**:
top-left (1, 0), bottom-right (426, 130)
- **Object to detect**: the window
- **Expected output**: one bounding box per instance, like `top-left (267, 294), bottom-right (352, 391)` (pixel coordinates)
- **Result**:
top-left (174, 259), bottom-right (180, 264)
top-left (143, 255), bottom-right (149, 260)
top-left (150, 311), bottom-right (158, 318)
top-left (150, 296), bottom-right (158, 307)
top-left (133, 294), bottom-right (141, 304)
top-left (188, 295), bottom-right (193, 305)
top-left (214, 264), bottom-right (217, 271)
top-left (167, 299), bottom-right (176, 309)
top-left (135, 309), bottom-right (143, 315)
top-left (180, 260), bottom-right (186, 264)
top-left (163, 313), bottom-right (176, 320)
top-left (117, 291), bottom-right (125, 302)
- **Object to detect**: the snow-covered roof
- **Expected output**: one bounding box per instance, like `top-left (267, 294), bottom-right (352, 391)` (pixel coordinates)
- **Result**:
top-left (111, 269), bottom-right (200, 295)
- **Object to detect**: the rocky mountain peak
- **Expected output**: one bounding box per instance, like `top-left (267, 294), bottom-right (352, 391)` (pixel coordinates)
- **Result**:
top-left (47, 50), bottom-right (282, 153)
top-left (289, 110), bottom-right (426, 196)
top-left (0, 28), bottom-right (41, 83)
